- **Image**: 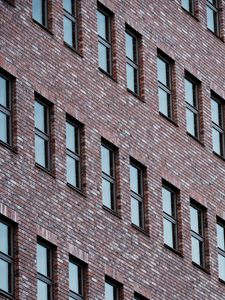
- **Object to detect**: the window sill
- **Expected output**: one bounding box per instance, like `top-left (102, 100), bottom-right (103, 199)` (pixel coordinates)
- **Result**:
top-left (192, 261), bottom-right (210, 275)
top-left (131, 223), bottom-right (149, 237)
top-left (186, 132), bottom-right (204, 147)
top-left (159, 112), bottom-right (178, 127)
top-left (213, 151), bottom-right (225, 162)
top-left (35, 163), bottom-right (55, 178)
top-left (0, 140), bottom-right (17, 153)
top-left (181, 7), bottom-right (199, 21)
top-left (4, 0), bottom-right (15, 6)
top-left (0, 290), bottom-right (13, 299)
top-left (127, 88), bottom-right (145, 103)
top-left (98, 68), bottom-right (117, 83)
top-left (67, 183), bottom-right (87, 197)
top-left (32, 19), bottom-right (54, 36)
top-left (64, 42), bottom-right (83, 58)
top-left (102, 205), bottom-right (121, 219)
top-left (207, 28), bottom-right (224, 43)
top-left (164, 244), bottom-right (183, 257)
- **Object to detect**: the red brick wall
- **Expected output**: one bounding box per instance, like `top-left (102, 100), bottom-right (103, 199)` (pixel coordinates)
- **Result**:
top-left (0, 0), bottom-right (225, 299)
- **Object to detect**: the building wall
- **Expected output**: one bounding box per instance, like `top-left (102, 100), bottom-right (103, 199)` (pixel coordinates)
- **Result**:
top-left (0, 0), bottom-right (225, 299)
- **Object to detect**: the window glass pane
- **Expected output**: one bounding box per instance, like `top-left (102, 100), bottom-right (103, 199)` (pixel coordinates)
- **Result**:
top-left (35, 101), bottom-right (46, 132)
top-left (185, 79), bottom-right (195, 106)
top-left (126, 32), bottom-right (134, 61)
top-left (157, 57), bottom-right (168, 86)
top-left (37, 279), bottom-right (48, 300)
top-left (35, 135), bottom-right (47, 168)
top-left (218, 254), bottom-right (225, 281)
top-left (217, 224), bottom-right (225, 250)
top-left (63, 0), bottom-right (73, 14)
top-left (186, 108), bottom-right (197, 137)
top-left (64, 16), bottom-right (74, 47)
top-left (0, 76), bottom-right (7, 108)
top-left (0, 111), bottom-right (9, 144)
top-left (97, 10), bottom-right (107, 39)
top-left (0, 222), bottom-right (9, 255)
top-left (126, 63), bottom-right (137, 93)
top-left (162, 187), bottom-right (173, 216)
top-left (131, 197), bottom-right (142, 227)
top-left (101, 145), bottom-right (112, 175)
top-left (105, 282), bottom-right (115, 300)
top-left (190, 206), bottom-right (200, 234)
top-left (67, 155), bottom-right (76, 186)
top-left (102, 178), bottom-right (114, 209)
top-left (182, 0), bottom-right (190, 11)
top-left (0, 259), bottom-right (10, 293)
top-left (130, 165), bottom-right (139, 194)
top-left (212, 127), bottom-right (222, 155)
top-left (191, 236), bottom-right (202, 265)
top-left (159, 87), bottom-right (170, 117)
top-left (211, 99), bottom-right (221, 126)
top-left (37, 243), bottom-right (48, 276)
top-left (69, 261), bottom-right (82, 295)
top-left (66, 122), bottom-right (77, 153)
top-left (207, 6), bottom-right (215, 32)
top-left (163, 218), bottom-right (175, 248)
top-left (32, 0), bottom-right (44, 25)
top-left (98, 42), bottom-right (109, 72)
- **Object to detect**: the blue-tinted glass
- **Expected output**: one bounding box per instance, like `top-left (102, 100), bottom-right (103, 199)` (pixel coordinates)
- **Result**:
top-left (190, 206), bottom-right (200, 234)
top-left (101, 145), bottom-right (111, 175)
top-left (185, 78), bottom-right (195, 106)
top-left (130, 165), bottom-right (139, 194)
top-left (105, 282), bottom-right (115, 300)
top-left (0, 111), bottom-right (8, 143)
top-left (211, 99), bottom-right (221, 126)
top-left (162, 187), bottom-right (174, 216)
top-left (33, 0), bottom-right (45, 25)
top-left (157, 57), bottom-right (168, 86)
top-left (164, 218), bottom-right (174, 248)
top-left (218, 254), bottom-right (225, 281)
top-left (127, 64), bottom-right (137, 93)
top-left (102, 178), bottom-right (113, 209)
top-left (217, 224), bottom-right (225, 250)
top-left (126, 32), bottom-right (134, 61)
top-left (186, 108), bottom-right (196, 136)
top-left (35, 101), bottom-right (46, 132)
top-left (35, 135), bottom-right (47, 167)
top-left (131, 197), bottom-right (141, 227)
top-left (182, 0), bottom-right (190, 11)
top-left (66, 122), bottom-right (76, 153)
top-left (0, 76), bottom-right (7, 108)
top-left (37, 280), bottom-right (48, 300)
top-left (0, 222), bottom-right (9, 255)
top-left (0, 259), bottom-right (10, 293)
top-left (207, 6), bottom-right (216, 32)
top-left (159, 87), bottom-right (170, 117)
top-left (69, 261), bottom-right (81, 294)
top-left (64, 16), bottom-right (73, 47)
top-left (63, 0), bottom-right (73, 14)
top-left (37, 243), bottom-right (48, 276)
top-left (67, 155), bottom-right (80, 187)
top-left (191, 236), bottom-right (201, 265)
top-left (98, 43), bottom-right (108, 72)
top-left (212, 128), bottom-right (222, 155)
top-left (97, 10), bottom-right (107, 39)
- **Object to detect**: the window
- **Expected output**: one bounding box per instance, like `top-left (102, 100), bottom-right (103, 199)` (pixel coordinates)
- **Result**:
top-left (181, 0), bottom-right (195, 15)
top-left (126, 28), bottom-right (139, 95)
top-left (32, 0), bottom-right (48, 27)
top-left (64, 0), bottom-right (78, 49)
top-left (190, 202), bottom-right (205, 267)
top-left (35, 98), bottom-right (51, 170)
top-left (66, 119), bottom-right (81, 189)
top-left (217, 221), bottom-right (225, 281)
top-left (134, 293), bottom-right (147, 300)
top-left (207, 0), bottom-right (219, 35)
top-left (157, 55), bottom-right (172, 119)
top-left (69, 258), bottom-right (84, 300)
top-left (37, 241), bottom-right (52, 300)
top-left (101, 142), bottom-right (116, 211)
top-left (97, 6), bottom-right (112, 75)
top-left (162, 185), bottom-right (178, 250)
top-left (0, 74), bottom-right (12, 146)
top-left (211, 96), bottom-right (224, 156)
top-left (0, 219), bottom-right (13, 296)
top-left (130, 161), bottom-right (144, 229)
top-left (105, 278), bottom-right (119, 300)
top-left (185, 76), bottom-right (199, 138)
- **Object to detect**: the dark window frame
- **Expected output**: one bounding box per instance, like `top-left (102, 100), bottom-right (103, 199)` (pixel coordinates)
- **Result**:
top-left (32, 0), bottom-right (48, 28)
top-left (69, 257), bottom-right (84, 300)
top-left (37, 239), bottom-right (53, 300)
top-left (34, 97), bottom-right (51, 171)
top-left (97, 5), bottom-right (112, 76)
top-left (0, 218), bottom-right (14, 297)
top-left (162, 184), bottom-right (178, 251)
top-left (185, 75), bottom-right (200, 139)
top-left (63, 0), bottom-right (78, 50)
top-left (105, 277), bottom-right (119, 300)
top-left (181, 0), bottom-right (195, 15)
top-left (211, 95), bottom-right (224, 157)
top-left (125, 27), bottom-right (140, 96)
top-left (66, 117), bottom-right (82, 190)
top-left (130, 160), bottom-right (144, 230)
top-left (207, 0), bottom-right (220, 36)
top-left (190, 201), bottom-right (205, 268)
top-left (101, 141), bottom-right (116, 212)
top-left (157, 54), bottom-right (173, 120)
top-left (134, 293), bottom-right (148, 300)
top-left (0, 72), bottom-right (12, 147)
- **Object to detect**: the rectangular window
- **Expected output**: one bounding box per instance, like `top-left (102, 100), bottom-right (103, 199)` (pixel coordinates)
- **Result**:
top-left (97, 6), bottom-right (112, 75)
top-left (181, 0), bottom-right (195, 15)
top-left (0, 219), bottom-right (13, 296)
top-left (0, 74), bottom-right (11, 146)
top-left (207, 0), bottom-right (219, 35)
top-left (217, 221), bottom-right (225, 281)
top-left (69, 258), bottom-right (84, 300)
top-left (130, 160), bottom-right (144, 229)
top-left (190, 202), bottom-right (205, 267)
top-left (101, 142), bottom-right (116, 211)
top-left (35, 98), bottom-right (51, 170)
top-left (37, 240), bottom-right (52, 300)
top-left (66, 119), bottom-right (81, 189)
top-left (105, 278), bottom-right (119, 300)
top-left (162, 185), bottom-right (178, 250)
top-left (185, 76), bottom-right (199, 138)
top-left (134, 293), bottom-right (147, 300)
top-left (126, 27), bottom-right (139, 95)
top-left (32, 0), bottom-right (48, 27)
top-left (211, 96), bottom-right (224, 157)
top-left (157, 55), bottom-right (172, 119)
top-left (63, 0), bottom-right (78, 49)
